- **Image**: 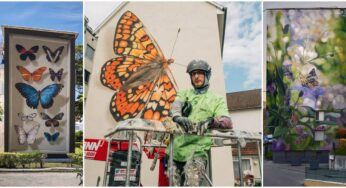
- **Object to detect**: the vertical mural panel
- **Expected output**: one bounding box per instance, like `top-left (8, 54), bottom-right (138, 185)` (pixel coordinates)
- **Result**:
top-left (266, 9), bottom-right (346, 151)
top-left (4, 26), bottom-right (77, 154)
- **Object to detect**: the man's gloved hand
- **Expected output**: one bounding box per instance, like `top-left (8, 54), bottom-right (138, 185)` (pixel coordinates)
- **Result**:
top-left (173, 116), bottom-right (193, 133)
top-left (197, 118), bottom-right (214, 135)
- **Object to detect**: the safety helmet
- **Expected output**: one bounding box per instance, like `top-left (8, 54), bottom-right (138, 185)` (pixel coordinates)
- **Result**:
top-left (186, 59), bottom-right (211, 77)
top-left (186, 59), bottom-right (211, 93)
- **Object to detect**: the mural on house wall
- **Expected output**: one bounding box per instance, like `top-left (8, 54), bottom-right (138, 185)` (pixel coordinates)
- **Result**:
top-left (266, 9), bottom-right (346, 151)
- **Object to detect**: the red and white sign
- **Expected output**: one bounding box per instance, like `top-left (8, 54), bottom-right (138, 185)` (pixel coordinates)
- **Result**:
top-left (84, 138), bottom-right (108, 161)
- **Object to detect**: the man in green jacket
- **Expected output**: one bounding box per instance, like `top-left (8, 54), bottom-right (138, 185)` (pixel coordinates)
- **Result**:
top-left (168, 59), bottom-right (233, 186)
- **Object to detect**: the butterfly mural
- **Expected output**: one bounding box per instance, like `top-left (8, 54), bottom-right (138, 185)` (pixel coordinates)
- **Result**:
top-left (15, 45), bottom-right (39, 61)
top-left (40, 112), bottom-right (64, 127)
top-left (42, 46), bottom-right (64, 63)
top-left (16, 66), bottom-right (47, 81)
top-left (17, 112), bottom-right (37, 121)
top-left (15, 83), bottom-right (63, 109)
top-left (100, 11), bottom-right (177, 122)
top-left (49, 68), bottom-right (64, 82)
top-left (299, 68), bottom-right (319, 88)
top-left (44, 132), bottom-right (60, 142)
top-left (14, 124), bottom-right (40, 145)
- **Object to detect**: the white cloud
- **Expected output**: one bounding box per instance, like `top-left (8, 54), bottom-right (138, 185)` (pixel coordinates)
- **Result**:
top-left (221, 2), bottom-right (262, 88)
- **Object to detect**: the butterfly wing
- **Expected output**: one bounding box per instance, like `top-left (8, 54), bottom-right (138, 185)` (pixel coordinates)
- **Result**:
top-left (32, 67), bottom-right (47, 81)
top-left (109, 82), bottom-right (154, 121)
top-left (49, 68), bottom-right (56, 81)
top-left (16, 66), bottom-right (31, 81)
top-left (141, 73), bottom-right (176, 121)
top-left (53, 112), bottom-right (64, 121)
top-left (28, 46), bottom-right (39, 61)
top-left (114, 11), bottom-right (165, 61)
top-left (43, 46), bottom-right (64, 63)
top-left (52, 46), bottom-right (64, 63)
top-left (44, 132), bottom-right (51, 142)
top-left (15, 83), bottom-right (39, 109)
top-left (56, 68), bottom-right (64, 81)
top-left (42, 46), bottom-right (53, 62)
top-left (101, 56), bottom-right (156, 91)
top-left (51, 132), bottom-right (60, 142)
top-left (14, 125), bottom-right (27, 144)
top-left (40, 112), bottom-right (53, 127)
top-left (40, 84), bottom-right (63, 109)
top-left (26, 124), bottom-right (40, 144)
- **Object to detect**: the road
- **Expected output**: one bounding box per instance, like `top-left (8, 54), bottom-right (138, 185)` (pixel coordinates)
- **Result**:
top-left (263, 160), bottom-right (306, 186)
top-left (0, 172), bottom-right (81, 186)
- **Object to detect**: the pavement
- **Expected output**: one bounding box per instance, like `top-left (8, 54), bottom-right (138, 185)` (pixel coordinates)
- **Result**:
top-left (0, 171), bottom-right (81, 186)
top-left (263, 159), bottom-right (306, 186)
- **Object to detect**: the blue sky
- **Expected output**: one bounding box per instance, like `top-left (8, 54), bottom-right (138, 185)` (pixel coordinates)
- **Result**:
top-left (85, 2), bottom-right (262, 93)
top-left (0, 2), bottom-right (83, 44)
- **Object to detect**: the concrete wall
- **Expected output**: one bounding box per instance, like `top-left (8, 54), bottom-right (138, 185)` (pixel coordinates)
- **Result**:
top-left (84, 2), bottom-right (232, 186)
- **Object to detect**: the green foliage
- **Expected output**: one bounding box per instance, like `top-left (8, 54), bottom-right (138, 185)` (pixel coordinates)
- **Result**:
top-left (75, 94), bottom-right (83, 122)
top-left (68, 146), bottom-right (83, 166)
top-left (0, 151), bottom-right (45, 168)
top-left (265, 151), bottom-right (273, 160)
top-left (334, 139), bottom-right (346, 156)
top-left (75, 130), bottom-right (83, 142)
top-left (75, 44), bottom-right (83, 122)
top-left (0, 153), bottom-right (17, 168)
top-left (312, 13), bottom-right (346, 85)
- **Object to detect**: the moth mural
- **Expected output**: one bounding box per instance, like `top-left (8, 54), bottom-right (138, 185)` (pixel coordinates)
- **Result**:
top-left (266, 9), bottom-right (346, 151)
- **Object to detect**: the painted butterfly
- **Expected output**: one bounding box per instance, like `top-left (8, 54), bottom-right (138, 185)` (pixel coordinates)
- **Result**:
top-left (15, 45), bottom-right (39, 61)
top-left (100, 11), bottom-right (177, 122)
top-left (42, 46), bottom-right (64, 63)
top-left (40, 112), bottom-right (64, 127)
top-left (14, 124), bottom-right (40, 145)
top-left (299, 68), bottom-right (319, 88)
top-left (15, 83), bottom-right (63, 109)
top-left (16, 66), bottom-right (47, 81)
top-left (44, 132), bottom-right (60, 142)
top-left (17, 112), bottom-right (37, 121)
top-left (48, 68), bottom-right (64, 82)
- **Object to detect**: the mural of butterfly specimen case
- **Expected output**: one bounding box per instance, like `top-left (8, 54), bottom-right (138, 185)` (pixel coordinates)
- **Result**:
top-left (4, 26), bottom-right (77, 154)
top-left (100, 11), bottom-right (177, 122)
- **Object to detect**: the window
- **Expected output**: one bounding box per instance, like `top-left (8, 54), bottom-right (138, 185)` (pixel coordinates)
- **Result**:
top-left (85, 44), bottom-right (95, 60)
top-left (84, 70), bottom-right (90, 84)
top-left (233, 159), bottom-right (251, 179)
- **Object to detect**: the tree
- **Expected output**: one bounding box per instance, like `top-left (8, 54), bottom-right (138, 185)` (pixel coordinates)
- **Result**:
top-left (75, 44), bottom-right (83, 122)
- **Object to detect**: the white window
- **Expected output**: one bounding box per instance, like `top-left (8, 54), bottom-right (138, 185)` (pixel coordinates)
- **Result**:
top-left (233, 158), bottom-right (252, 179)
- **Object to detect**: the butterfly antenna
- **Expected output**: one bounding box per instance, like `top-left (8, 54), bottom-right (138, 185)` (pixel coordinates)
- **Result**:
top-left (169, 28), bottom-right (181, 60)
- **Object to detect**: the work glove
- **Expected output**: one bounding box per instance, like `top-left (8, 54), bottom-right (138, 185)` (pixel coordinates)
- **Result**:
top-left (173, 116), bottom-right (193, 133)
top-left (197, 118), bottom-right (214, 135)
top-left (211, 116), bottom-right (233, 129)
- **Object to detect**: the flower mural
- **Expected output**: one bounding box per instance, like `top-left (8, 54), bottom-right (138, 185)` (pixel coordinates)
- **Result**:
top-left (266, 9), bottom-right (346, 151)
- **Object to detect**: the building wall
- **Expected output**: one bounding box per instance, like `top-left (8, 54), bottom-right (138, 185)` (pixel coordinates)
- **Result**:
top-left (231, 108), bottom-right (262, 132)
top-left (229, 108), bottom-right (262, 182)
top-left (84, 18), bottom-right (97, 97)
top-left (84, 2), bottom-right (231, 186)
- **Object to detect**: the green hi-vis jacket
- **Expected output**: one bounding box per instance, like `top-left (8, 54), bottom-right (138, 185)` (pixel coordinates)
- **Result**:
top-left (168, 89), bottom-right (229, 162)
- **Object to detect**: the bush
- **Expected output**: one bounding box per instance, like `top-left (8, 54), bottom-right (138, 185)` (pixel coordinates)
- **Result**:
top-left (336, 128), bottom-right (346, 139)
top-left (0, 151), bottom-right (45, 168)
top-left (75, 131), bottom-right (83, 142)
top-left (68, 146), bottom-right (83, 166)
top-left (75, 142), bottom-right (82, 148)
top-left (335, 139), bottom-right (346, 156)
top-left (0, 153), bottom-right (17, 168)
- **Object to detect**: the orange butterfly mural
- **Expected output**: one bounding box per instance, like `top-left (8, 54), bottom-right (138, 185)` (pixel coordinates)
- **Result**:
top-left (100, 11), bottom-right (177, 122)
top-left (16, 66), bottom-right (47, 81)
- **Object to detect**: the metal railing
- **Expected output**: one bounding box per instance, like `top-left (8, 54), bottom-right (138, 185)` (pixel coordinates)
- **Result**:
top-left (102, 118), bottom-right (262, 186)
